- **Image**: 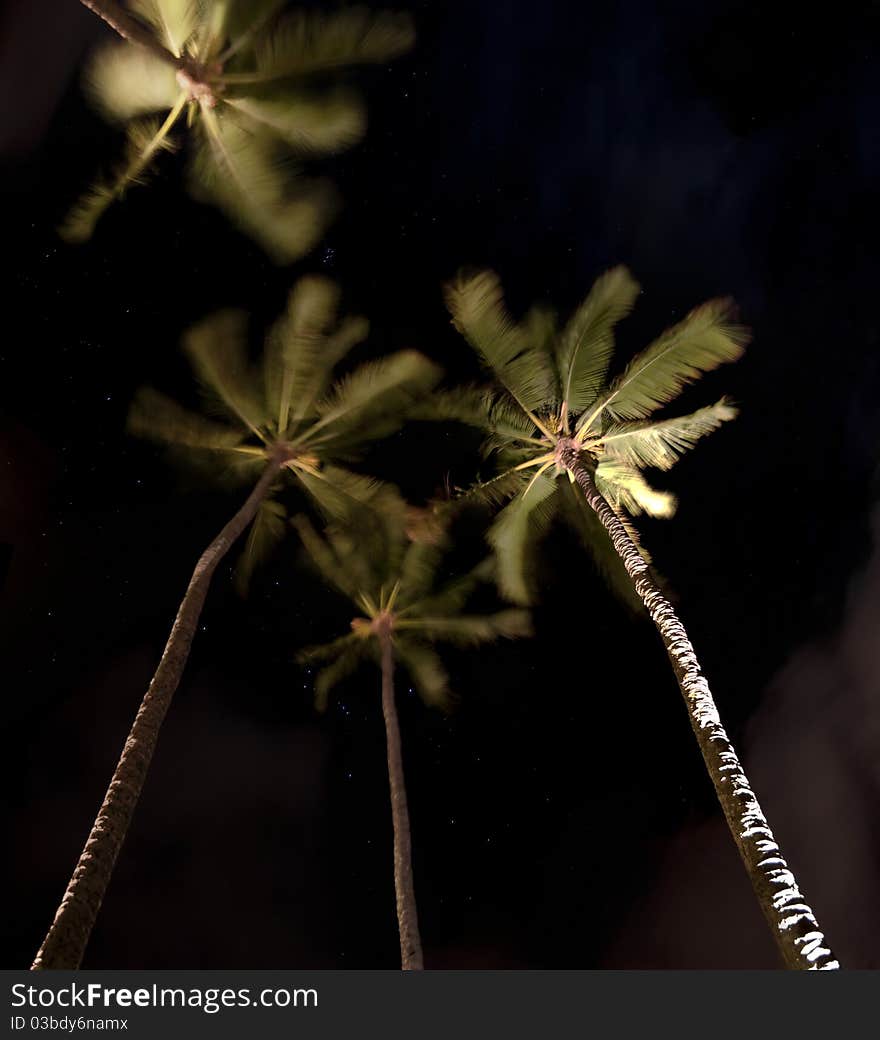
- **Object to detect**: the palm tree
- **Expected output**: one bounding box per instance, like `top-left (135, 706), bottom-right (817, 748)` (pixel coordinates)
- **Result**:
top-left (294, 511), bottom-right (531, 969)
top-left (65, 0), bottom-right (415, 260)
top-left (433, 265), bottom-right (839, 969)
top-left (31, 275), bottom-right (440, 970)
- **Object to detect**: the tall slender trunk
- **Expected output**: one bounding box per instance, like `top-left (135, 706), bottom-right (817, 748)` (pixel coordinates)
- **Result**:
top-left (557, 440), bottom-right (839, 970)
top-left (378, 630), bottom-right (424, 970)
top-left (78, 0), bottom-right (185, 69)
top-left (31, 461), bottom-right (282, 970)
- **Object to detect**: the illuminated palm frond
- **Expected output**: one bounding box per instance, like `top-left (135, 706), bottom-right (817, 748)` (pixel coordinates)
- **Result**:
top-left (556, 265), bottom-right (640, 417)
top-left (60, 115), bottom-right (181, 243)
top-left (487, 471), bottom-right (559, 605)
top-left (445, 271), bottom-right (558, 415)
top-left (577, 299), bottom-right (747, 432)
top-left (597, 399), bottom-right (738, 471)
top-left (250, 6), bottom-right (415, 82)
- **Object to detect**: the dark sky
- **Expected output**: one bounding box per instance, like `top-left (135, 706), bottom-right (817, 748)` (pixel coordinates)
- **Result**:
top-left (3, 0), bottom-right (880, 969)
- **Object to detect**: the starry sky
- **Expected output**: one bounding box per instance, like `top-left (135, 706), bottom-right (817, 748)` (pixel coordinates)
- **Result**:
top-left (3, 0), bottom-right (880, 969)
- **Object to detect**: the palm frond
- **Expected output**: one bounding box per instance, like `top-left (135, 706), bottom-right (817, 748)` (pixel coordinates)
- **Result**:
top-left (232, 496), bottom-right (286, 595)
top-left (401, 610), bottom-right (531, 646)
top-left (298, 634), bottom-right (367, 713)
top-left (251, 7), bottom-right (416, 82)
top-left (579, 298), bottom-right (749, 431)
top-left (182, 309), bottom-right (267, 437)
top-left (396, 537), bottom-right (446, 608)
top-left (598, 398), bottom-right (738, 471)
top-left (60, 114), bottom-right (181, 243)
top-left (445, 270), bottom-right (558, 416)
top-left (487, 471), bottom-right (560, 604)
top-left (557, 477), bottom-right (645, 612)
top-left (295, 465), bottom-right (405, 529)
top-left (595, 461), bottom-right (676, 519)
top-left (557, 265), bottom-right (640, 416)
top-left (190, 110), bottom-right (335, 262)
top-left (131, 0), bottom-right (200, 56)
top-left (222, 88), bottom-right (366, 153)
top-left (393, 638), bottom-right (451, 710)
top-left (306, 351), bottom-right (441, 451)
top-left (290, 513), bottom-right (359, 602)
top-left (454, 465), bottom-right (533, 511)
top-left (86, 42), bottom-right (181, 121)
top-left (408, 557), bottom-right (494, 619)
top-left (215, 0), bottom-right (287, 51)
top-left (127, 386), bottom-right (246, 451)
top-left (265, 276), bottom-right (368, 430)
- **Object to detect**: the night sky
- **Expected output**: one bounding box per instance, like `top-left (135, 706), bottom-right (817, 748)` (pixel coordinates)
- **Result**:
top-left (3, 0), bottom-right (880, 969)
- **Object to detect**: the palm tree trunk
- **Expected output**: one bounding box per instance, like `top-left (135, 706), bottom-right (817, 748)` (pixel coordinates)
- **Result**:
top-left (556, 440), bottom-right (839, 970)
top-left (378, 630), bottom-right (424, 970)
top-left (78, 0), bottom-right (184, 69)
top-left (31, 461), bottom-right (282, 970)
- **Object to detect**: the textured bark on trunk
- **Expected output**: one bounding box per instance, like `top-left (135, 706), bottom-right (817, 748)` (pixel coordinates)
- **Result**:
top-left (31, 461), bottom-right (282, 970)
top-left (378, 630), bottom-right (424, 970)
top-left (557, 440), bottom-right (839, 970)
top-left (78, 0), bottom-right (185, 69)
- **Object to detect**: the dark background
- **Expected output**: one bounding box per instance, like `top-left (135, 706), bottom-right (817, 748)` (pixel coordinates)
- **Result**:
top-left (2, 0), bottom-right (879, 968)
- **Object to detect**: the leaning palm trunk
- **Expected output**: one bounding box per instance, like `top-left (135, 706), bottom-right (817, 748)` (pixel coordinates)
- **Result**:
top-left (378, 627), bottom-right (424, 970)
top-left (556, 440), bottom-right (838, 970)
top-left (32, 460), bottom-right (283, 970)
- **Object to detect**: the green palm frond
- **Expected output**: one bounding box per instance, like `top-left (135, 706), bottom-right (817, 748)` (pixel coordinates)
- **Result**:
top-left (399, 610), bottom-right (532, 645)
top-left (408, 558), bottom-right (494, 619)
top-left (455, 465), bottom-right (533, 511)
top-left (86, 42), bottom-right (181, 121)
top-left (189, 110), bottom-right (336, 263)
top-left (265, 276), bottom-right (369, 432)
top-left (523, 303), bottom-right (558, 357)
top-left (578, 298), bottom-right (748, 432)
top-left (222, 88), bottom-right (366, 153)
top-left (232, 496), bottom-right (286, 595)
top-left (299, 634), bottom-right (367, 713)
top-left (488, 471), bottom-right (560, 604)
top-left (216, 0), bottom-right (288, 49)
top-left (557, 477), bottom-right (645, 612)
top-left (295, 465), bottom-right (405, 529)
top-left (445, 270), bottom-right (558, 416)
top-left (182, 308), bottom-right (267, 437)
top-left (291, 513), bottom-right (359, 601)
top-left (60, 114), bottom-right (181, 243)
top-left (306, 351), bottom-right (441, 451)
top-left (393, 638), bottom-right (451, 710)
top-left (598, 398), bottom-right (738, 471)
top-left (126, 386), bottom-right (246, 451)
top-left (131, 0), bottom-right (200, 56)
top-left (595, 461), bottom-right (676, 518)
top-left (556, 265), bottom-right (640, 417)
top-left (251, 6), bottom-right (416, 82)
top-left (396, 536), bottom-right (447, 609)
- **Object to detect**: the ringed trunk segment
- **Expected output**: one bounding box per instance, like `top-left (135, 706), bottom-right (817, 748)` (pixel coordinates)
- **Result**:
top-left (31, 460), bottom-right (283, 970)
top-left (378, 628), bottom-right (424, 970)
top-left (555, 439), bottom-right (839, 971)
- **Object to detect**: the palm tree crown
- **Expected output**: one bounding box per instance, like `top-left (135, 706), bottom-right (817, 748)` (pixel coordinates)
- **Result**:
top-left (295, 512), bottom-right (532, 711)
top-left (65, 1), bottom-right (415, 259)
top-left (435, 266), bottom-right (749, 605)
top-left (129, 274), bottom-right (440, 587)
